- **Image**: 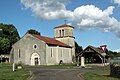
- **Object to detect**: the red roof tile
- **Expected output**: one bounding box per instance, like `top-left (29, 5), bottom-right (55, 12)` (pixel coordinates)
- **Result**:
top-left (54, 24), bottom-right (74, 29)
top-left (32, 34), bottom-right (72, 48)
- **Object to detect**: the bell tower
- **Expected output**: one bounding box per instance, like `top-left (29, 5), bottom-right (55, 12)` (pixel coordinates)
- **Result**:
top-left (54, 24), bottom-right (75, 47)
top-left (54, 24), bottom-right (75, 62)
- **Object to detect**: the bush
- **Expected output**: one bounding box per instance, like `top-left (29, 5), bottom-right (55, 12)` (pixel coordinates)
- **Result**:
top-left (110, 64), bottom-right (120, 78)
top-left (15, 63), bottom-right (23, 69)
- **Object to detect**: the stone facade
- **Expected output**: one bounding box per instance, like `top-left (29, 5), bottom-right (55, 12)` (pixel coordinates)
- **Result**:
top-left (10, 33), bottom-right (46, 65)
top-left (10, 24), bottom-right (75, 65)
top-left (46, 45), bottom-right (72, 65)
top-left (54, 24), bottom-right (74, 47)
top-left (54, 24), bottom-right (75, 62)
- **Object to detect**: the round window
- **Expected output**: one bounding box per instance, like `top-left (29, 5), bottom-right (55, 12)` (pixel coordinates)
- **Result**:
top-left (33, 44), bottom-right (38, 49)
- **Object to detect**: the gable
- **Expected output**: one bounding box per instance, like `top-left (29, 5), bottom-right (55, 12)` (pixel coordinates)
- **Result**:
top-left (79, 45), bottom-right (108, 57)
top-left (84, 47), bottom-right (95, 52)
top-left (12, 33), bottom-right (45, 48)
top-left (84, 46), bottom-right (103, 54)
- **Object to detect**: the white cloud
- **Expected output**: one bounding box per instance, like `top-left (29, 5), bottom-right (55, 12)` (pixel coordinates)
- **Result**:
top-left (21, 0), bottom-right (120, 38)
top-left (71, 5), bottom-right (115, 29)
top-left (113, 48), bottom-right (120, 52)
top-left (112, 0), bottom-right (120, 5)
top-left (21, 0), bottom-right (71, 20)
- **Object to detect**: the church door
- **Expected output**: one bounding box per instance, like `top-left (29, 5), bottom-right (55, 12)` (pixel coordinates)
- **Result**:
top-left (34, 58), bottom-right (39, 65)
top-left (31, 53), bottom-right (40, 65)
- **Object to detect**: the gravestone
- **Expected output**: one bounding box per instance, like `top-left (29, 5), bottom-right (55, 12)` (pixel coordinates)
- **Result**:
top-left (81, 57), bottom-right (85, 67)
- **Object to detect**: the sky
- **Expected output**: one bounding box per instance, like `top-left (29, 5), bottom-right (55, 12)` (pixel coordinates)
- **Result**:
top-left (0, 0), bottom-right (120, 52)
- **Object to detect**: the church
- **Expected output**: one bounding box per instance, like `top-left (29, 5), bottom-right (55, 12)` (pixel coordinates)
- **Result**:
top-left (10, 24), bottom-right (75, 65)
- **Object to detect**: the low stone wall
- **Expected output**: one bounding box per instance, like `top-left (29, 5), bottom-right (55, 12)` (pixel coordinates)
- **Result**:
top-left (110, 64), bottom-right (120, 78)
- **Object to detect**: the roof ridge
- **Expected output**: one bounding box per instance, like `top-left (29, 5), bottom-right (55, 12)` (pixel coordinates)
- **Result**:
top-left (89, 45), bottom-right (103, 53)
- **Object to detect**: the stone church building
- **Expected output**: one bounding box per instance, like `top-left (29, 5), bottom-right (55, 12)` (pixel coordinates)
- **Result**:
top-left (10, 24), bottom-right (75, 65)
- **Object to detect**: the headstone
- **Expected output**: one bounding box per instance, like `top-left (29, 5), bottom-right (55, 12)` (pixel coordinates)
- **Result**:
top-left (77, 57), bottom-right (79, 66)
top-left (81, 57), bottom-right (85, 67)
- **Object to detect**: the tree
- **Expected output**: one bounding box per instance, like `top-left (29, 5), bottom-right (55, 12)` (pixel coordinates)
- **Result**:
top-left (27, 29), bottom-right (41, 35)
top-left (0, 23), bottom-right (20, 54)
top-left (75, 41), bottom-right (83, 54)
top-left (118, 52), bottom-right (120, 57)
top-left (75, 41), bottom-right (83, 62)
top-left (0, 37), bottom-right (10, 54)
top-left (107, 50), bottom-right (120, 58)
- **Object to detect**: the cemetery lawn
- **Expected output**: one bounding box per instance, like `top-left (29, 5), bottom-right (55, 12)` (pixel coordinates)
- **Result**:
top-left (82, 70), bottom-right (119, 80)
top-left (30, 63), bottom-right (77, 69)
top-left (0, 63), bottom-right (30, 80)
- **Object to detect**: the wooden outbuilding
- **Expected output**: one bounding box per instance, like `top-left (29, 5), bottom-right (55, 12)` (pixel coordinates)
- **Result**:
top-left (79, 45), bottom-right (110, 63)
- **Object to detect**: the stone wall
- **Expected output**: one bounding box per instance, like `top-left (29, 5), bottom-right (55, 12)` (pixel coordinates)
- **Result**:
top-left (110, 64), bottom-right (120, 78)
top-left (11, 33), bottom-right (46, 65)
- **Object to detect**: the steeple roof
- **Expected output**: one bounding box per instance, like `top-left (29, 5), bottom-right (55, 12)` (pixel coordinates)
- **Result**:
top-left (54, 24), bottom-right (74, 29)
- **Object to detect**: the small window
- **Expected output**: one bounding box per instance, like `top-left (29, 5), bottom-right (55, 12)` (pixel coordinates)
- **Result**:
top-left (61, 49), bottom-right (63, 58)
top-left (51, 48), bottom-right (53, 58)
top-left (33, 44), bottom-right (38, 49)
top-left (59, 30), bottom-right (61, 37)
top-left (62, 29), bottom-right (64, 36)
top-left (18, 49), bottom-right (20, 58)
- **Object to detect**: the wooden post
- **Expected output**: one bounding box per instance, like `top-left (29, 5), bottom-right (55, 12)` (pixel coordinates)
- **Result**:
top-left (13, 63), bottom-right (15, 71)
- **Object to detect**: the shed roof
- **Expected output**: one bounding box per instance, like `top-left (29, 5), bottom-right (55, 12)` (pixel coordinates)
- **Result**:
top-left (79, 45), bottom-right (109, 57)
top-left (88, 45), bottom-right (103, 54)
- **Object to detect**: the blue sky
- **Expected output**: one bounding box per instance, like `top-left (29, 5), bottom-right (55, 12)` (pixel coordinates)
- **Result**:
top-left (0, 0), bottom-right (120, 51)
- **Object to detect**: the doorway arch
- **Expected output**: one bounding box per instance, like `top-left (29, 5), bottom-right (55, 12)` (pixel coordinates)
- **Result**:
top-left (31, 53), bottom-right (40, 65)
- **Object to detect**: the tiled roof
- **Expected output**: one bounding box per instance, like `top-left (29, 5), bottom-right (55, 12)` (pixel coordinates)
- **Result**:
top-left (54, 24), bottom-right (74, 29)
top-left (32, 34), bottom-right (72, 48)
top-left (88, 45), bottom-right (103, 54)
top-left (88, 45), bottom-right (109, 57)
top-left (79, 45), bottom-right (109, 57)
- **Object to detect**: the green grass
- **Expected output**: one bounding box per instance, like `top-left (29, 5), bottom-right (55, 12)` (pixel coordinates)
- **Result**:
top-left (0, 63), bottom-right (30, 80)
top-left (29, 63), bottom-right (77, 69)
top-left (82, 70), bottom-right (120, 80)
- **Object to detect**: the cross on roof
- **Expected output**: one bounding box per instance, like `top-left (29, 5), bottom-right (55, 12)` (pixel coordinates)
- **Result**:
top-left (65, 19), bottom-right (67, 24)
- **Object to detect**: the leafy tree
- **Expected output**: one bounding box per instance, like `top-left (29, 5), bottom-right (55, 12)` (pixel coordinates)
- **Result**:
top-left (107, 50), bottom-right (120, 58)
top-left (0, 37), bottom-right (10, 54)
top-left (75, 41), bottom-right (83, 61)
top-left (0, 23), bottom-right (20, 54)
top-left (27, 29), bottom-right (41, 35)
top-left (75, 41), bottom-right (83, 54)
top-left (118, 52), bottom-right (120, 57)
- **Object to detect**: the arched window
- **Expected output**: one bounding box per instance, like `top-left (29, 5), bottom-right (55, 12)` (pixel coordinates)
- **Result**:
top-left (18, 49), bottom-right (20, 58)
top-left (61, 48), bottom-right (63, 58)
top-left (59, 30), bottom-right (61, 37)
top-left (62, 29), bottom-right (64, 36)
top-left (51, 48), bottom-right (53, 58)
